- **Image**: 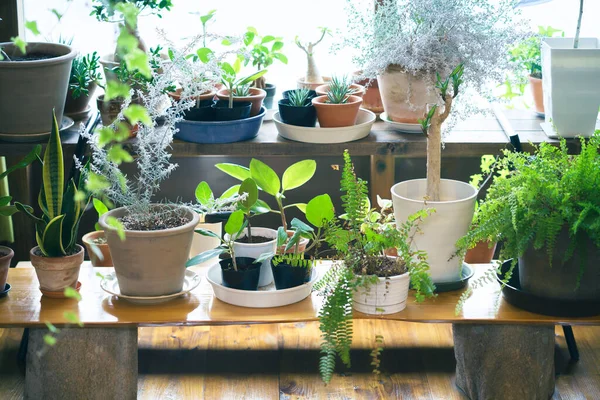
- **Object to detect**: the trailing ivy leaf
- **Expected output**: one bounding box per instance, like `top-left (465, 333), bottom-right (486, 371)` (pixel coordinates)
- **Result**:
top-left (107, 145), bottom-right (134, 165)
top-left (45, 321), bottom-right (60, 334)
top-left (123, 104), bottom-right (152, 126)
top-left (43, 334), bottom-right (57, 346)
top-left (115, 3), bottom-right (139, 28)
top-left (10, 36), bottom-right (27, 54)
top-left (117, 29), bottom-right (138, 53)
top-left (25, 21), bottom-right (40, 36)
top-left (105, 81), bottom-right (130, 101)
top-left (261, 35), bottom-right (275, 44)
top-left (63, 286), bottom-right (82, 301)
top-left (282, 160), bottom-right (316, 191)
top-left (196, 47), bottom-right (213, 63)
top-left (63, 311), bottom-right (83, 327)
top-left (124, 48), bottom-right (151, 79)
top-left (105, 216), bottom-right (125, 241)
top-left (86, 173), bottom-right (110, 192)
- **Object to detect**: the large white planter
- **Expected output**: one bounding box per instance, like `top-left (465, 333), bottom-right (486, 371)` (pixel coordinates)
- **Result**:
top-left (353, 272), bottom-right (410, 315)
top-left (189, 221), bottom-right (222, 267)
top-left (225, 227), bottom-right (277, 287)
top-left (541, 38), bottom-right (600, 138)
top-left (391, 179), bottom-right (476, 283)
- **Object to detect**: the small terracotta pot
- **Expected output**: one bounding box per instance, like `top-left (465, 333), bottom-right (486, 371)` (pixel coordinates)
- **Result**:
top-left (312, 95), bottom-right (363, 127)
top-left (297, 76), bottom-right (331, 90)
top-left (464, 241), bottom-right (497, 264)
top-left (82, 231), bottom-right (113, 267)
top-left (354, 73), bottom-right (384, 114)
top-left (277, 230), bottom-right (310, 254)
top-left (0, 246), bottom-right (14, 290)
top-left (315, 83), bottom-right (366, 98)
top-left (30, 245), bottom-right (84, 294)
top-left (168, 88), bottom-right (216, 103)
top-left (216, 88), bottom-right (266, 117)
top-left (529, 75), bottom-right (544, 115)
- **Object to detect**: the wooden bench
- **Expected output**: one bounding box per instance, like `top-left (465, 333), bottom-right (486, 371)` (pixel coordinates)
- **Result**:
top-left (2, 262), bottom-right (598, 399)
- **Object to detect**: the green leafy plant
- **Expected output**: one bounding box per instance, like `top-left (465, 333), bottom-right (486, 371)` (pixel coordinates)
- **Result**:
top-left (220, 60), bottom-right (267, 108)
top-left (325, 76), bottom-right (356, 104)
top-left (241, 27), bottom-right (287, 89)
top-left (194, 181), bottom-right (242, 216)
top-left (287, 88), bottom-right (312, 107)
top-left (457, 133), bottom-right (600, 289)
top-left (315, 150), bottom-right (435, 384)
top-left (216, 159), bottom-right (317, 229)
top-left (199, 9), bottom-right (217, 48)
top-left (91, 0), bottom-right (173, 22)
top-left (14, 112), bottom-right (92, 257)
top-left (0, 146), bottom-right (41, 217)
top-left (69, 52), bottom-right (102, 99)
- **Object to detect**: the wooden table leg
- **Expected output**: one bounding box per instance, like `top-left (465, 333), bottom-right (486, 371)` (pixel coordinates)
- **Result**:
top-left (369, 154), bottom-right (395, 205)
top-left (25, 327), bottom-right (138, 400)
top-left (452, 323), bottom-right (555, 400)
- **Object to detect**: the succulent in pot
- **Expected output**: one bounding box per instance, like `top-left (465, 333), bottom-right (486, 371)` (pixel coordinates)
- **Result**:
top-left (316, 150), bottom-right (435, 384)
top-left (278, 88), bottom-right (317, 127)
top-left (216, 61), bottom-right (268, 117)
top-left (315, 81), bottom-right (365, 98)
top-left (65, 52), bottom-right (103, 118)
top-left (312, 76), bottom-right (362, 127)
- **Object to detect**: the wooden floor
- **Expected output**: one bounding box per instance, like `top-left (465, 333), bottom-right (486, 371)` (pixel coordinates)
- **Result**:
top-left (0, 321), bottom-right (599, 399)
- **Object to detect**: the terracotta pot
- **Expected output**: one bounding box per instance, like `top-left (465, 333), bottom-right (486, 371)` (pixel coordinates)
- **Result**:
top-left (0, 246), bottom-right (14, 290)
top-left (297, 76), bottom-right (331, 90)
top-left (277, 230), bottom-right (310, 254)
top-left (377, 65), bottom-right (437, 123)
top-left (315, 83), bottom-right (366, 98)
top-left (312, 95), bottom-right (363, 127)
top-left (168, 88), bottom-right (216, 103)
top-left (82, 231), bottom-right (113, 267)
top-left (64, 82), bottom-right (97, 114)
top-left (529, 75), bottom-right (544, 115)
top-left (354, 73), bottom-right (384, 114)
top-left (216, 88), bottom-right (266, 117)
top-left (99, 205), bottom-right (199, 297)
top-left (464, 241), bottom-right (497, 264)
top-left (30, 245), bottom-right (84, 294)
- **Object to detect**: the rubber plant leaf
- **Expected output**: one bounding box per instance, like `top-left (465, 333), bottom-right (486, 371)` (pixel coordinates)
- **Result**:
top-left (215, 163), bottom-right (251, 181)
top-left (238, 178), bottom-right (258, 210)
top-left (306, 194), bottom-right (335, 228)
top-left (41, 214), bottom-right (66, 257)
top-left (282, 160), bottom-right (316, 191)
top-left (219, 184), bottom-right (240, 200)
top-left (43, 112), bottom-right (64, 220)
top-left (195, 181), bottom-right (214, 205)
top-left (224, 210), bottom-right (245, 236)
top-left (249, 159), bottom-right (280, 196)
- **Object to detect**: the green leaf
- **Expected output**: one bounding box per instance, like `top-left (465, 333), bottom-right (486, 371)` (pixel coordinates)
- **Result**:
top-left (306, 194), bottom-right (334, 228)
top-left (237, 69), bottom-right (268, 87)
top-left (86, 173), bottom-right (110, 192)
top-left (219, 184), bottom-right (240, 200)
top-left (44, 334), bottom-right (57, 346)
top-left (50, 9), bottom-right (63, 21)
top-left (124, 48), bottom-right (151, 79)
top-left (43, 111), bottom-right (64, 220)
top-left (107, 145), bottom-right (134, 165)
top-left (273, 53), bottom-right (288, 64)
top-left (291, 217), bottom-right (314, 233)
top-left (216, 163), bottom-right (251, 181)
top-left (238, 178), bottom-right (258, 210)
top-left (41, 215), bottom-right (66, 257)
top-left (93, 198), bottom-right (109, 217)
top-left (272, 41), bottom-right (284, 51)
top-left (247, 26), bottom-right (258, 34)
top-left (261, 35), bottom-right (275, 44)
top-left (196, 47), bottom-right (214, 63)
top-left (25, 21), bottom-right (40, 36)
top-left (105, 81), bottom-right (131, 101)
top-left (194, 228), bottom-right (220, 239)
top-left (123, 104), bottom-right (152, 126)
top-left (115, 3), bottom-right (139, 28)
top-left (187, 247), bottom-right (226, 267)
top-left (0, 144), bottom-right (40, 181)
top-left (282, 160), bottom-right (316, 191)
top-left (251, 199), bottom-right (271, 215)
top-left (63, 311), bottom-right (83, 327)
top-left (254, 251), bottom-right (275, 264)
top-left (200, 9), bottom-right (216, 25)
top-left (45, 321), bottom-right (60, 334)
top-left (195, 181), bottom-right (213, 205)
top-left (250, 159), bottom-right (280, 196)
top-left (243, 31), bottom-right (255, 46)
top-left (276, 226), bottom-right (288, 247)
top-left (224, 210), bottom-right (244, 236)
top-left (105, 216), bottom-right (125, 241)
top-left (116, 29), bottom-right (138, 53)
top-left (63, 286), bottom-right (82, 301)
top-left (10, 37), bottom-right (27, 54)
top-left (96, 272), bottom-right (105, 279)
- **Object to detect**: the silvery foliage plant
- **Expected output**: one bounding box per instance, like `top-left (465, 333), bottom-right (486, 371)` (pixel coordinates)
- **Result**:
top-left (339, 0), bottom-right (530, 130)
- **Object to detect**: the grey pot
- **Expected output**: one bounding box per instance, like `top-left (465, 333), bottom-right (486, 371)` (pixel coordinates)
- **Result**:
top-left (519, 227), bottom-right (600, 301)
top-left (99, 205), bottom-right (199, 297)
top-left (0, 42), bottom-right (76, 136)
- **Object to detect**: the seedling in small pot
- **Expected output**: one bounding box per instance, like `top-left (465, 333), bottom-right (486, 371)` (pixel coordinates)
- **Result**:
top-left (220, 60), bottom-right (267, 108)
top-left (240, 27), bottom-right (287, 90)
top-left (193, 181), bottom-right (242, 223)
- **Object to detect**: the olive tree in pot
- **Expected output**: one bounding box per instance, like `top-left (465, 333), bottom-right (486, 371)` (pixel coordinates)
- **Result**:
top-left (295, 27), bottom-right (332, 89)
top-left (458, 134), bottom-right (600, 306)
top-left (341, 0), bottom-right (526, 124)
top-left (0, 41), bottom-right (76, 138)
top-left (316, 150), bottom-right (435, 384)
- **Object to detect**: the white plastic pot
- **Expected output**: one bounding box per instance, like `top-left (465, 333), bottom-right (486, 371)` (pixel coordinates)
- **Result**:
top-left (225, 227), bottom-right (277, 287)
top-left (353, 272), bottom-right (410, 315)
top-left (189, 221), bottom-right (222, 267)
top-left (391, 179), bottom-right (476, 283)
top-left (541, 38), bottom-right (600, 138)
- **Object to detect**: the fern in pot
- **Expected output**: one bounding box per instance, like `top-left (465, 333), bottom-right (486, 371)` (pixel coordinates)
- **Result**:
top-left (316, 150), bottom-right (435, 383)
top-left (458, 134), bottom-right (600, 304)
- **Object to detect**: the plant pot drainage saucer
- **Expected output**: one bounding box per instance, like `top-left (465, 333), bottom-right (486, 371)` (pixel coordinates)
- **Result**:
top-left (206, 263), bottom-right (318, 308)
top-left (0, 283), bottom-right (11, 298)
top-left (433, 263), bottom-right (474, 293)
top-left (65, 106), bottom-right (92, 121)
top-left (100, 270), bottom-right (201, 305)
top-left (40, 281), bottom-right (82, 298)
top-left (0, 117), bottom-right (75, 143)
top-left (380, 112), bottom-right (422, 133)
top-left (497, 260), bottom-right (600, 317)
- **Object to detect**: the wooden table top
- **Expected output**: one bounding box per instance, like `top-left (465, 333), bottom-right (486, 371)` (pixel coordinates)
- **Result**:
top-left (2, 261), bottom-right (599, 328)
top-left (0, 109), bottom-right (568, 158)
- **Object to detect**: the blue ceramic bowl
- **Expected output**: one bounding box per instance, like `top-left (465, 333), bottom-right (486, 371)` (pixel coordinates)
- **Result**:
top-left (175, 107), bottom-right (266, 144)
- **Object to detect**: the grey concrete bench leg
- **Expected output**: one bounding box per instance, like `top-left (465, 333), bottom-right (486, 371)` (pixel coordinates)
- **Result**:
top-left (452, 324), bottom-right (555, 400)
top-left (25, 327), bottom-right (137, 400)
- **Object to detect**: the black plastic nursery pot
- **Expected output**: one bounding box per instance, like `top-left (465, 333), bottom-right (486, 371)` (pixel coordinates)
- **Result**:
top-left (212, 100), bottom-right (252, 121)
top-left (271, 260), bottom-right (312, 290)
top-left (282, 89), bottom-right (317, 100)
top-left (183, 100), bottom-right (215, 122)
top-left (263, 83), bottom-right (277, 109)
top-left (204, 211), bottom-right (233, 225)
top-left (220, 257), bottom-right (260, 290)
top-left (278, 99), bottom-right (317, 127)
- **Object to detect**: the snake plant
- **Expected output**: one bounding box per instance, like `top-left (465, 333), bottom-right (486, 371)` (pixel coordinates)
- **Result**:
top-left (15, 111), bottom-right (91, 257)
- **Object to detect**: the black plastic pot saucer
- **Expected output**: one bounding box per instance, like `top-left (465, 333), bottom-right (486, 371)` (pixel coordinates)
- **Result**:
top-left (433, 263), bottom-right (474, 293)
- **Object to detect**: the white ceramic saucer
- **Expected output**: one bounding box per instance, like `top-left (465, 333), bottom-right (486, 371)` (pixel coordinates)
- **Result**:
top-left (0, 116), bottom-right (75, 143)
top-left (100, 270), bottom-right (201, 305)
top-left (380, 112), bottom-right (423, 133)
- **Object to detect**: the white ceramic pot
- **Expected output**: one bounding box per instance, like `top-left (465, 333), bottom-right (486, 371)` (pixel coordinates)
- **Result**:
top-left (225, 227), bottom-right (277, 287)
top-left (189, 221), bottom-right (222, 267)
top-left (541, 38), bottom-right (600, 138)
top-left (353, 271), bottom-right (410, 315)
top-left (391, 179), bottom-right (477, 283)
